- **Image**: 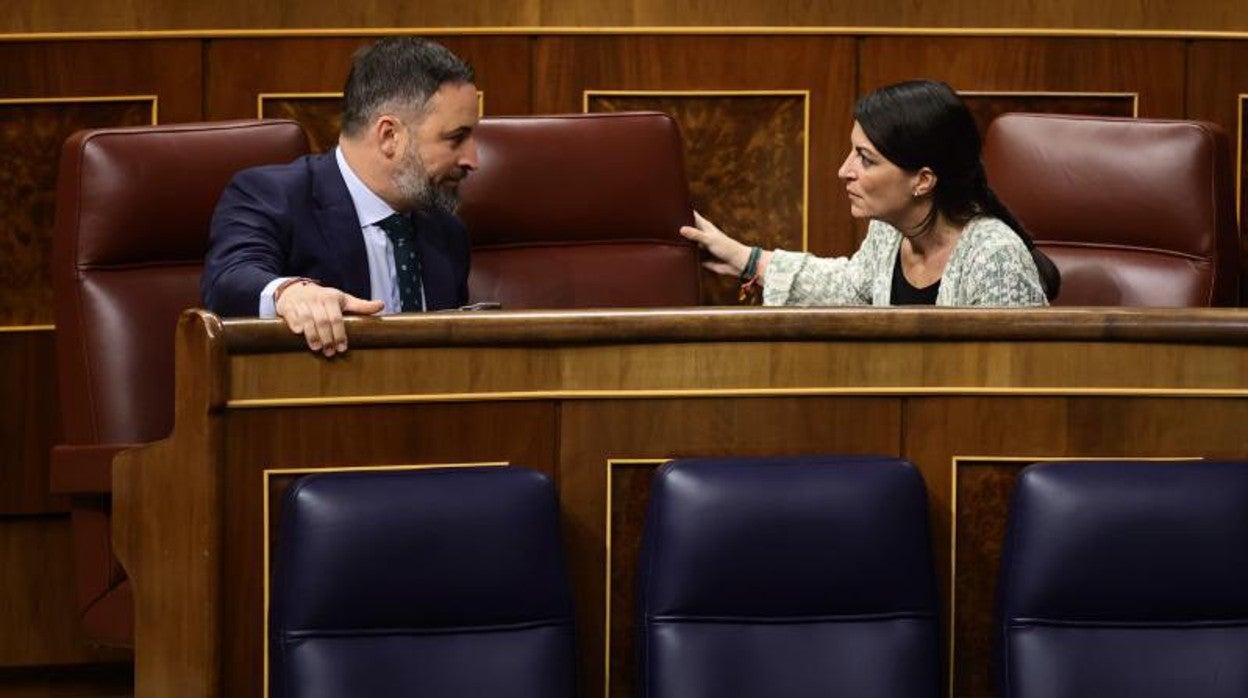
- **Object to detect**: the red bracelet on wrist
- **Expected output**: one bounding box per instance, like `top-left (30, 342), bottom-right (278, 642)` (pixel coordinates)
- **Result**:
top-left (274, 277), bottom-right (317, 302)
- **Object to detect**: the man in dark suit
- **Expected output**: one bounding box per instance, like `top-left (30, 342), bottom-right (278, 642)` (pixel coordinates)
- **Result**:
top-left (201, 37), bottom-right (479, 356)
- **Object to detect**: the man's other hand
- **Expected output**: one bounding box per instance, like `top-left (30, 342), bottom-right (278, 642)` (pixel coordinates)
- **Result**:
top-left (274, 281), bottom-right (385, 357)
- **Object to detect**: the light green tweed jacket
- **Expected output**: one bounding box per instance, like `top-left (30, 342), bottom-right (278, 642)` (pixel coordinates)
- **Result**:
top-left (762, 217), bottom-right (1048, 307)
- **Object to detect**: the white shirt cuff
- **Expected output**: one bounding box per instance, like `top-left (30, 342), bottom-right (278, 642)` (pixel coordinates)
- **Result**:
top-left (259, 276), bottom-right (292, 319)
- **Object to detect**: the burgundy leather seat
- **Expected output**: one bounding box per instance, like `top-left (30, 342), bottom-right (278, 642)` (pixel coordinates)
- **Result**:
top-left (51, 120), bottom-right (309, 645)
top-left (983, 114), bottom-right (1239, 306)
top-left (458, 112), bottom-right (701, 308)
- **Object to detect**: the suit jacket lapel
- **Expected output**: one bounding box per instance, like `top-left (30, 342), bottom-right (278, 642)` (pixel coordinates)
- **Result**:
top-left (309, 152), bottom-right (371, 299)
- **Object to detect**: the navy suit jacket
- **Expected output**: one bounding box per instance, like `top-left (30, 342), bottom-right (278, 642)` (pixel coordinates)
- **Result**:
top-left (201, 151), bottom-right (470, 317)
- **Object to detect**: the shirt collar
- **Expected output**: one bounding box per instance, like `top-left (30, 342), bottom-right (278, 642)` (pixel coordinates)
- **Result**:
top-left (334, 145), bottom-right (397, 229)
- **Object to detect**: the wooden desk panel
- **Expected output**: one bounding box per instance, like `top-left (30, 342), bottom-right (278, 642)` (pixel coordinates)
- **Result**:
top-left (115, 308), bottom-right (1248, 697)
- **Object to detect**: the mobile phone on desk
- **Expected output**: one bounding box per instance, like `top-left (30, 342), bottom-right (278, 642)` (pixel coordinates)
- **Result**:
top-left (446, 301), bottom-right (502, 311)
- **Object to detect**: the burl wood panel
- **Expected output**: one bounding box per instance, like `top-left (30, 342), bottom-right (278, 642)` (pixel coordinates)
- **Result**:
top-left (904, 396), bottom-right (1248, 698)
top-left (960, 93), bottom-right (1136, 135)
top-left (557, 397), bottom-right (903, 698)
top-left (0, 39), bottom-right (201, 326)
top-left (952, 459), bottom-right (1030, 698)
top-left (860, 37), bottom-right (1186, 119)
top-left (206, 37), bottom-right (531, 121)
top-left (607, 461), bottom-right (661, 698)
top-left (589, 93), bottom-right (807, 305)
top-left (0, 99), bottom-right (153, 326)
top-left (533, 36), bottom-right (857, 258)
top-left (0, 331), bottom-right (64, 515)
top-left (258, 96), bottom-right (341, 153)
top-left (222, 402), bottom-right (559, 698)
top-left (260, 92), bottom-right (484, 154)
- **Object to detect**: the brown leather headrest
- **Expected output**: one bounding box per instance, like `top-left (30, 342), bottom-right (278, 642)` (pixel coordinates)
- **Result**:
top-left (458, 112), bottom-right (695, 247)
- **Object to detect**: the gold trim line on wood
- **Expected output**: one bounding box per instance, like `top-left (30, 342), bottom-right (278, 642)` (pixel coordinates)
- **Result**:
top-left (0, 94), bottom-right (158, 124)
top-left (12, 26), bottom-right (1248, 41)
top-left (227, 385), bottom-right (1248, 409)
top-left (583, 89), bottom-right (811, 251)
top-left (604, 458), bottom-right (670, 698)
top-left (256, 91), bottom-right (343, 119)
top-left (262, 460), bottom-right (508, 698)
top-left (257, 90), bottom-right (485, 120)
top-left (957, 90), bottom-right (1140, 119)
top-left (946, 454), bottom-right (1201, 698)
top-left (0, 324), bottom-right (54, 332)
top-left (1237, 94), bottom-right (1244, 226)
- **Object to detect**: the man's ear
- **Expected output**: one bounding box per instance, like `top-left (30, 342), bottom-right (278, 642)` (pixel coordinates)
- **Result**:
top-left (912, 167), bottom-right (937, 198)
top-left (374, 114), bottom-right (402, 158)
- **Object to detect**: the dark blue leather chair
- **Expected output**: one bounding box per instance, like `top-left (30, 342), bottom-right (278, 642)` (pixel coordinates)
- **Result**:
top-left (998, 461), bottom-right (1248, 698)
top-left (637, 456), bottom-right (941, 698)
top-left (270, 466), bottom-right (577, 698)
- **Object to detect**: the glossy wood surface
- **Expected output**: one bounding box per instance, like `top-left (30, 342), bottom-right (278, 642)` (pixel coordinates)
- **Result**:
top-left (0, 331), bottom-right (63, 514)
top-left (0, 22), bottom-right (1244, 693)
top-left (112, 313), bottom-right (226, 698)
top-left (116, 308), bottom-right (1248, 697)
top-left (1184, 40), bottom-right (1248, 297)
top-left (9, 0), bottom-right (1248, 33)
top-left (860, 36), bottom-right (1186, 118)
top-left (204, 36), bottom-right (531, 120)
top-left (0, 516), bottom-right (130, 667)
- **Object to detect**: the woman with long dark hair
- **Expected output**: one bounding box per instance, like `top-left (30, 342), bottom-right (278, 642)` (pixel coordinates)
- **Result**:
top-left (684, 79), bottom-right (1059, 306)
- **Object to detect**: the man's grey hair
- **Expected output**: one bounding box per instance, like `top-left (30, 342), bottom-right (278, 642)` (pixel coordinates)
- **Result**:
top-left (340, 37), bottom-right (474, 137)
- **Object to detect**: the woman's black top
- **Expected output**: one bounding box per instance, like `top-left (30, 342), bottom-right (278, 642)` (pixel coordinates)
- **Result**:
top-left (890, 251), bottom-right (940, 305)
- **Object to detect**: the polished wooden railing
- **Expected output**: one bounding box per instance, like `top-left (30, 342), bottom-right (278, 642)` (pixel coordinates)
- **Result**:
top-left (116, 307), bottom-right (1248, 697)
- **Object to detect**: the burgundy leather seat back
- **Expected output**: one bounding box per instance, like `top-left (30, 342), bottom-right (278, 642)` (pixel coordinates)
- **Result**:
top-left (457, 112), bottom-right (701, 308)
top-left (983, 114), bottom-right (1239, 307)
top-left (54, 120), bottom-right (310, 446)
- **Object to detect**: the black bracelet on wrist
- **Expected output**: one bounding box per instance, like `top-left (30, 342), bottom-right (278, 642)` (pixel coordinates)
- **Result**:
top-left (738, 246), bottom-right (762, 283)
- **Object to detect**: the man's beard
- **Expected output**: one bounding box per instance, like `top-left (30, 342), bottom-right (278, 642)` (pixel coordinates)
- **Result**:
top-left (393, 149), bottom-right (465, 216)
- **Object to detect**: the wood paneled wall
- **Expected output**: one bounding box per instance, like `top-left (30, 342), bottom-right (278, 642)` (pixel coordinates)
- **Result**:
top-left (5, 31), bottom-right (1246, 321)
top-left (1, 28), bottom-right (1248, 693)
top-left (8, 1), bottom-right (1248, 33)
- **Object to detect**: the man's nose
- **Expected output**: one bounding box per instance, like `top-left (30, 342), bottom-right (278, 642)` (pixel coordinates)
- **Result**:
top-left (460, 138), bottom-right (479, 172)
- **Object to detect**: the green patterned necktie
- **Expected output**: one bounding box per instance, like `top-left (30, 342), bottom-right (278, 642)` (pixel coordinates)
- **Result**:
top-left (377, 213), bottom-right (425, 312)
